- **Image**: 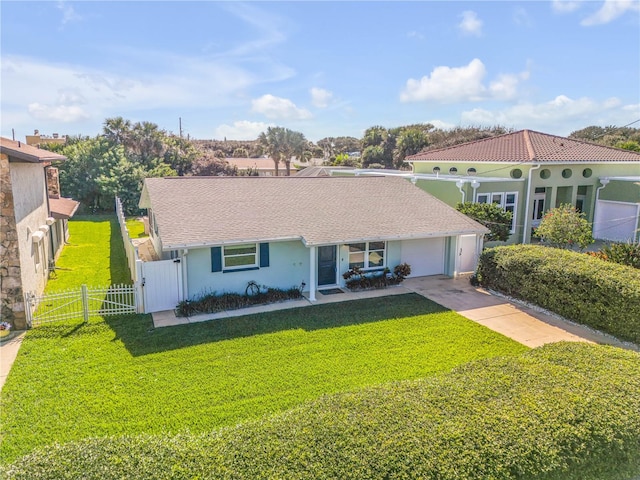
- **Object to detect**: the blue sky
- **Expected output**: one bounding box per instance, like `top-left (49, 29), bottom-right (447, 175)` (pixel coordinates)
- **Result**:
top-left (1, 1), bottom-right (639, 142)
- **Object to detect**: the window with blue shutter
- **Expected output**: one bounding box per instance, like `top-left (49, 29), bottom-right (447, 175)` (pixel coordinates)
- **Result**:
top-left (211, 247), bottom-right (222, 272)
top-left (259, 243), bottom-right (269, 268)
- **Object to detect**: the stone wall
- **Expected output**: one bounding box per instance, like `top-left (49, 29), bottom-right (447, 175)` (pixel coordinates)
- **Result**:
top-left (0, 154), bottom-right (26, 329)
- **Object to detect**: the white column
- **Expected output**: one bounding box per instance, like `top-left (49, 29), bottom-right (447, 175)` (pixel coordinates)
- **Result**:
top-left (309, 246), bottom-right (317, 302)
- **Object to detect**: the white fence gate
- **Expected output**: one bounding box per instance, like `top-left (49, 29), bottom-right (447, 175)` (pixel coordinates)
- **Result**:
top-left (140, 259), bottom-right (183, 313)
top-left (24, 284), bottom-right (137, 327)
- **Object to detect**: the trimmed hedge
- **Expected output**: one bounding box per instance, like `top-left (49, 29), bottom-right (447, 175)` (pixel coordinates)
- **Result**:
top-left (477, 245), bottom-right (640, 344)
top-left (3, 343), bottom-right (640, 479)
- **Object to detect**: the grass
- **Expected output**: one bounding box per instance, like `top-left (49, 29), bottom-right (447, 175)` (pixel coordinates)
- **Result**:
top-left (46, 215), bottom-right (131, 290)
top-left (0, 215), bottom-right (528, 464)
top-left (125, 217), bottom-right (147, 239)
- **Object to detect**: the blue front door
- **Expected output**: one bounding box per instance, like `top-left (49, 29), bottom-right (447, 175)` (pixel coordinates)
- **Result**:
top-left (317, 246), bottom-right (337, 286)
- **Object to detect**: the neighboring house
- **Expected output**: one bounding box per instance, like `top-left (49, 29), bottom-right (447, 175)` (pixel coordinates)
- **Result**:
top-left (138, 176), bottom-right (487, 309)
top-left (0, 138), bottom-right (74, 329)
top-left (341, 130), bottom-right (640, 243)
top-left (225, 157), bottom-right (305, 176)
top-left (25, 129), bottom-right (67, 147)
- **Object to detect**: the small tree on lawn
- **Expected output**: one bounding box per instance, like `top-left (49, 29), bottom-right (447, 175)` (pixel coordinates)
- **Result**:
top-left (534, 204), bottom-right (594, 250)
top-left (456, 202), bottom-right (512, 242)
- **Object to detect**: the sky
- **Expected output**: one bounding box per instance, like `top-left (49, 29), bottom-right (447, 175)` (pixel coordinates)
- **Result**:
top-left (1, 1), bottom-right (639, 142)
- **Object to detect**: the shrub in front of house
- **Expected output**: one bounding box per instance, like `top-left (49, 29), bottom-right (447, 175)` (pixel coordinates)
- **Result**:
top-left (476, 244), bottom-right (640, 344)
top-left (587, 242), bottom-right (640, 269)
top-left (343, 263), bottom-right (411, 291)
top-left (4, 343), bottom-right (639, 479)
top-left (176, 283), bottom-right (303, 317)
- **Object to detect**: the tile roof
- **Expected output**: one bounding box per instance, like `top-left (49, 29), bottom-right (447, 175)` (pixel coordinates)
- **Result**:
top-left (140, 176), bottom-right (487, 249)
top-left (49, 197), bottom-right (80, 219)
top-left (406, 130), bottom-right (640, 163)
top-left (0, 137), bottom-right (67, 163)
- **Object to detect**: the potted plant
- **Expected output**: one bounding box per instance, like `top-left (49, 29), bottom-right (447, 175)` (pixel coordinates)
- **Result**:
top-left (0, 321), bottom-right (12, 339)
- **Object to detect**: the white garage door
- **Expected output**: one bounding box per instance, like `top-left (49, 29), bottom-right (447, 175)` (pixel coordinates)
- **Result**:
top-left (400, 238), bottom-right (445, 277)
top-left (593, 200), bottom-right (639, 242)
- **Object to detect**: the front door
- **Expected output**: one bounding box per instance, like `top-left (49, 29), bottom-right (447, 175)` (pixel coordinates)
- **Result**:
top-left (532, 191), bottom-right (546, 227)
top-left (317, 246), bottom-right (337, 286)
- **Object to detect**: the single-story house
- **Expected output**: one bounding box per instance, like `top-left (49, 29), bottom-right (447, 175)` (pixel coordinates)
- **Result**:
top-left (338, 130), bottom-right (640, 244)
top-left (138, 176), bottom-right (488, 310)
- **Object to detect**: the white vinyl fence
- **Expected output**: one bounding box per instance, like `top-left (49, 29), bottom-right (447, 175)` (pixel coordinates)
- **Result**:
top-left (24, 284), bottom-right (137, 327)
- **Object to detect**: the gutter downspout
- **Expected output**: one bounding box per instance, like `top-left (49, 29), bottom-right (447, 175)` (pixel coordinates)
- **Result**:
top-left (455, 180), bottom-right (466, 203)
top-left (181, 249), bottom-right (189, 301)
top-left (522, 164), bottom-right (541, 243)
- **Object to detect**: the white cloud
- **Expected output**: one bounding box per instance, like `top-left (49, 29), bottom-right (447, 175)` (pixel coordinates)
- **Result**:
top-left (581, 0), bottom-right (640, 25)
top-left (427, 119), bottom-right (456, 130)
top-left (310, 88), bottom-right (333, 108)
top-left (251, 94), bottom-right (312, 120)
top-left (400, 59), bottom-right (530, 103)
top-left (0, 53), bottom-right (295, 133)
top-left (407, 30), bottom-right (425, 40)
top-left (28, 103), bottom-right (90, 122)
top-left (458, 11), bottom-right (483, 36)
top-left (460, 95), bottom-right (631, 134)
top-left (57, 1), bottom-right (82, 26)
top-left (551, 0), bottom-right (583, 13)
top-left (214, 121), bottom-right (271, 140)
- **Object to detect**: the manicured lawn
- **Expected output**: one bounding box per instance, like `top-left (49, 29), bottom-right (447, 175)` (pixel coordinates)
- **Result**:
top-left (46, 215), bottom-right (131, 291)
top-left (125, 217), bottom-right (147, 239)
top-left (1, 215), bottom-right (528, 464)
top-left (0, 294), bottom-right (528, 463)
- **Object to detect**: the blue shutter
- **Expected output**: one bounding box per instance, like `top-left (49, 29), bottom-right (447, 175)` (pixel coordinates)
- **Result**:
top-left (211, 247), bottom-right (222, 272)
top-left (259, 243), bottom-right (269, 268)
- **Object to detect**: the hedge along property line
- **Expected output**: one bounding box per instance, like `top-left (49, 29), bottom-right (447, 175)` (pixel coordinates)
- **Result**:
top-left (3, 343), bottom-right (640, 480)
top-left (476, 245), bottom-right (640, 344)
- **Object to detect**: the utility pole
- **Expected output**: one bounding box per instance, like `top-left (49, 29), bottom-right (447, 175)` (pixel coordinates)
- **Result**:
top-left (179, 117), bottom-right (183, 138)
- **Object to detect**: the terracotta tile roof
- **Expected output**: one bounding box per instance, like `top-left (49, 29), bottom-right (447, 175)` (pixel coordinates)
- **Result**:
top-left (0, 137), bottom-right (66, 163)
top-left (49, 197), bottom-right (80, 219)
top-left (140, 176), bottom-right (487, 249)
top-left (407, 130), bottom-right (640, 163)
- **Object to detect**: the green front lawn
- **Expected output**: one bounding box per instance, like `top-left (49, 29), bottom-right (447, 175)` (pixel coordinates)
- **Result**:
top-left (1, 294), bottom-right (527, 464)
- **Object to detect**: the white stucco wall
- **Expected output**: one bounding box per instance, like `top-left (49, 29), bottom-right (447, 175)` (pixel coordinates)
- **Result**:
top-left (10, 162), bottom-right (50, 296)
top-left (186, 240), bottom-right (310, 298)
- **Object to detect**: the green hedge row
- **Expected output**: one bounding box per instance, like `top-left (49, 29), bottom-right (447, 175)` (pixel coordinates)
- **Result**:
top-left (476, 245), bottom-right (640, 344)
top-left (3, 343), bottom-right (640, 479)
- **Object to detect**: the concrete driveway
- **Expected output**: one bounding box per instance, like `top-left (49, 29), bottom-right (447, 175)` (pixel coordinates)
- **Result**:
top-left (403, 275), bottom-right (636, 350)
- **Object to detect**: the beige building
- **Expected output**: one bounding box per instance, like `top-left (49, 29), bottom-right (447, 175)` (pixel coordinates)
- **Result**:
top-left (0, 138), bottom-right (75, 329)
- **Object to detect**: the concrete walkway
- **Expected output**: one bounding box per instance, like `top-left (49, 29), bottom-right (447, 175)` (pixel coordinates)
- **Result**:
top-left (0, 331), bottom-right (26, 392)
top-left (403, 276), bottom-right (636, 350)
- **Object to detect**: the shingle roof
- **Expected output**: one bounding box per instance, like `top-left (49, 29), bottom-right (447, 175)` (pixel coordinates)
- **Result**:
top-left (0, 137), bottom-right (67, 163)
top-left (140, 176), bottom-right (487, 249)
top-left (407, 130), bottom-right (640, 163)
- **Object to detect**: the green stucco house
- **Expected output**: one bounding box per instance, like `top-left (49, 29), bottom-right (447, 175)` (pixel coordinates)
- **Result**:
top-left (346, 130), bottom-right (640, 244)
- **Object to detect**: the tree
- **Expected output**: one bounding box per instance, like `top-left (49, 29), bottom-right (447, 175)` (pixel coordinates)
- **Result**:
top-left (534, 204), bottom-right (594, 250)
top-left (393, 126), bottom-right (431, 168)
top-left (257, 127), bottom-right (310, 176)
top-left (456, 202), bottom-right (512, 242)
top-left (361, 145), bottom-right (386, 168)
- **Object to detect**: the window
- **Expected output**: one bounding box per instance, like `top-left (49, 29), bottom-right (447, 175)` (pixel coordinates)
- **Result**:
top-left (348, 241), bottom-right (386, 270)
top-left (476, 191), bottom-right (518, 233)
top-left (449, 167), bottom-right (458, 175)
top-left (466, 167), bottom-right (477, 176)
top-left (223, 244), bottom-right (257, 269)
top-left (432, 166), bottom-right (441, 174)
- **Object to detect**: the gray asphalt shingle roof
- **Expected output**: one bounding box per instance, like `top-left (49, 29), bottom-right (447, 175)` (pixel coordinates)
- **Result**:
top-left (140, 176), bottom-right (487, 249)
top-left (407, 130), bottom-right (640, 163)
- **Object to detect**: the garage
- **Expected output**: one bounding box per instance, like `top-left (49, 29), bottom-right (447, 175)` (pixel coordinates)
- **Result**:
top-left (400, 238), bottom-right (445, 277)
top-left (593, 200), bottom-right (640, 243)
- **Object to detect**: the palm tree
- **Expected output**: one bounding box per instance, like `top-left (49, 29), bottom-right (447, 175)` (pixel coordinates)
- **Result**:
top-left (103, 117), bottom-right (132, 147)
